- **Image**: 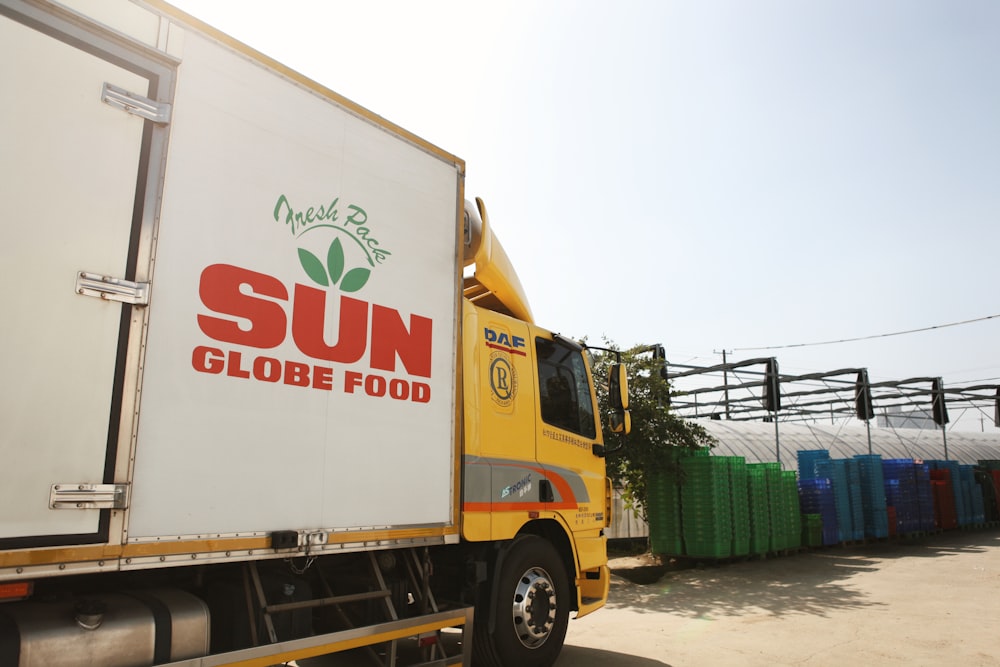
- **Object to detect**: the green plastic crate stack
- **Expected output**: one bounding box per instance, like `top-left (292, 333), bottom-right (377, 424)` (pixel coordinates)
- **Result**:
top-left (746, 463), bottom-right (771, 555)
top-left (726, 456), bottom-right (751, 556)
top-left (647, 452), bottom-right (683, 556)
top-left (763, 463), bottom-right (785, 551)
top-left (782, 470), bottom-right (803, 549)
top-left (801, 513), bottom-right (823, 547)
top-left (764, 466), bottom-right (802, 551)
top-left (680, 454), bottom-right (733, 558)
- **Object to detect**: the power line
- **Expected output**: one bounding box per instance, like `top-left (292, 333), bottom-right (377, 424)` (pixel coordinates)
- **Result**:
top-left (734, 313), bottom-right (1000, 352)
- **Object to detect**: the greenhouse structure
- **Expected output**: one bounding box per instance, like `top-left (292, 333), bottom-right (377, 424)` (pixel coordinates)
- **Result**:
top-left (694, 419), bottom-right (1000, 470)
top-left (609, 419), bottom-right (1000, 548)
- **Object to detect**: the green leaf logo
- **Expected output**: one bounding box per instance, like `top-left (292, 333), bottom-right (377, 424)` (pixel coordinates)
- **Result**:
top-left (298, 248), bottom-right (329, 286)
top-left (327, 238), bottom-right (345, 284)
top-left (298, 238), bottom-right (371, 293)
top-left (341, 267), bottom-right (371, 293)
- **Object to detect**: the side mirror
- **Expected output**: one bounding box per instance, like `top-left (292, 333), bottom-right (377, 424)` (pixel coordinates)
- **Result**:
top-left (608, 364), bottom-right (629, 410)
top-left (607, 363), bottom-right (631, 435)
top-left (609, 409), bottom-right (631, 435)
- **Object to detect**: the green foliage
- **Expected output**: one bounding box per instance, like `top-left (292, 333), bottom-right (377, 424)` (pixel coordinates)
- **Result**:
top-left (590, 339), bottom-right (716, 521)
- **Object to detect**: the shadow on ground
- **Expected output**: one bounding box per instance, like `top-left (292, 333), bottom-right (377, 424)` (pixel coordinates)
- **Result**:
top-left (607, 528), bottom-right (1000, 620)
top-left (555, 644), bottom-right (672, 666)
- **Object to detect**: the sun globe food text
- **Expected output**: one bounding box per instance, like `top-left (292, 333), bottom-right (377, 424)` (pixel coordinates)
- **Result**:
top-left (191, 194), bottom-right (434, 403)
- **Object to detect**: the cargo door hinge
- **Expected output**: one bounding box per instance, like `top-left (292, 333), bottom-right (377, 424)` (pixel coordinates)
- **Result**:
top-left (76, 271), bottom-right (150, 306)
top-left (50, 483), bottom-right (129, 510)
top-left (101, 82), bottom-right (171, 124)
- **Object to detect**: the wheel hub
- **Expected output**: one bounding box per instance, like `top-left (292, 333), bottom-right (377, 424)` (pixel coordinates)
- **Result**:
top-left (511, 566), bottom-right (557, 648)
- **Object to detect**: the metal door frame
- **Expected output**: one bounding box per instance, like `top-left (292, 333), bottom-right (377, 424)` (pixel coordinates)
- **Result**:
top-left (0, 0), bottom-right (177, 549)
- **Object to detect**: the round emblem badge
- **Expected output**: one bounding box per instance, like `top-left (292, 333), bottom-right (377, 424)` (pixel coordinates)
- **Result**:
top-left (489, 352), bottom-right (517, 407)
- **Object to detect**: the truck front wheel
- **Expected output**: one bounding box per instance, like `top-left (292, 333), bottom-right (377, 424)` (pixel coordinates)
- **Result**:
top-left (475, 535), bottom-right (570, 667)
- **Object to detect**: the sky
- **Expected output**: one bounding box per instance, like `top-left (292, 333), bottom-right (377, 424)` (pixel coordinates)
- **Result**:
top-left (168, 1), bottom-right (1000, 430)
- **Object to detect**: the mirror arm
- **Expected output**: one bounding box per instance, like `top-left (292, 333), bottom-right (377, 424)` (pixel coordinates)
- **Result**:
top-left (583, 344), bottom-right (622, 363)
top-left (603, 431), bottom-right (626, 456)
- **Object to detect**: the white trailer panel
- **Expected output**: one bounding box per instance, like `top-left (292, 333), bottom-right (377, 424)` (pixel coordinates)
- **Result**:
top-left (0, 0), bottom-right (462, 554)
top-left (127, 20), bottom-right (462, 540)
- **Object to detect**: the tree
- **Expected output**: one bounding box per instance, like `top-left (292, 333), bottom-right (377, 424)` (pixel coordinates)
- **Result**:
top-left (589, 340), bottom-right (715, 521)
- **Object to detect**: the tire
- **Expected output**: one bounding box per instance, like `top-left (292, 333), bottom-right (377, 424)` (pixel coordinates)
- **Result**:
top-left (474, 535), bottom-right (570, 667)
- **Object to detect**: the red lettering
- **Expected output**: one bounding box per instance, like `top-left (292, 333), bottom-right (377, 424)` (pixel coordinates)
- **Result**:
top-left (192, 345), bottom-right (335, 392)
top-left (253, 356), bottom-right (281, 382)
top-left (344, 370), bottom-right (363, 394)
top-left (284, 360), bottom-right (310, 387)
top-left (227, 350), bottom-right (251, 378)
top-left (198, 264), bottom-right (287, 348)
top-left (343, 371), bottom-right (431, 402)
top-left (192, 346), bottom-right (224, 374)
top-left (313, 366), bottom-right (334, 390)
top-left (370, 305), bottom-right (432, 378)
top-left (389, 378), bottom-right (409, 400)
top-left (412, 382), bottom-right (431, 403)
top-left (195, 265), bottom-right (435, 400)
top-left (366, 374), bottom-right (386, 397)
top-left (292, 285), bottom-right (368, 363)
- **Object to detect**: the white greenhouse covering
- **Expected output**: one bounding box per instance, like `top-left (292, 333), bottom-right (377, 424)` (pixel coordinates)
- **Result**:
top-left (693, 419), bottom-right (1000, 470)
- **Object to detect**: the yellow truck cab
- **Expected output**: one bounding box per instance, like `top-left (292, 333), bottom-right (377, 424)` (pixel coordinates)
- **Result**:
top-left (457, 199), bottom-right (615, 665)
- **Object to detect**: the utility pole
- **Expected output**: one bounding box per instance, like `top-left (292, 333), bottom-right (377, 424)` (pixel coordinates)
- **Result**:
top-left (715, 349), bottom-right (731, 419)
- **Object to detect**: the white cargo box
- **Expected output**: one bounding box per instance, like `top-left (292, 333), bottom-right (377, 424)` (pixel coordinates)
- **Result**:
top-left (0, 0), bottom-right (462, 571)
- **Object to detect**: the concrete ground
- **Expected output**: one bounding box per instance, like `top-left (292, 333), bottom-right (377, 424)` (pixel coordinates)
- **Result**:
top-left (557, 529), bottom-right (1000, 666)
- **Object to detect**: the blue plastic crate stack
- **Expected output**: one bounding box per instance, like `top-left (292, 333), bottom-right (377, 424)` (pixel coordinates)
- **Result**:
top-left (882, 459), bottom-right (920, 534)
top-left (797, 450), bottom-right (831, 482)
top-left (796, 449), bottom-right (836, 545)
top-left (800, 451), bottom-right (869, 541)
top-left (854, 455), bottom-right (890, 538)
top-left (845, 460), bottom-right (866, 540)
top-left (814, 458), bottom-right (854, 542)
top-left (960, 465), bottom-right (986, 523)
top-left (797, 477), bottom-right (839, 545)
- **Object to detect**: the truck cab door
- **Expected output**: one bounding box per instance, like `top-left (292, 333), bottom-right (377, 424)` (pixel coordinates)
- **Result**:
top-left (0, 5), bottom-right (172, 547)
top-left (533, 335), bottom-right (606, 530)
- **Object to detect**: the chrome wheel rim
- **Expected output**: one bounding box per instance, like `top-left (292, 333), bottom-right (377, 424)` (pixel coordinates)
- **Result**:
top-left (511, 566), bottom-right (557, 648)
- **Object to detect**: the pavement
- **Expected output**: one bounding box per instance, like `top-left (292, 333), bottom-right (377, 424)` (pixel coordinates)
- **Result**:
top-left (557, 529), bottom-right (1000, 666)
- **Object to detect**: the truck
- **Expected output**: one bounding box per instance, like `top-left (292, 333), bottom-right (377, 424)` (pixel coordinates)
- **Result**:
top-left (0, 1), bottom-right (630, 666)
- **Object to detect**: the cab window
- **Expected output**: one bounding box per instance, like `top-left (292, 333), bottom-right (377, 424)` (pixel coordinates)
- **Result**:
top-left (536, 338), bottom-right (596, 438)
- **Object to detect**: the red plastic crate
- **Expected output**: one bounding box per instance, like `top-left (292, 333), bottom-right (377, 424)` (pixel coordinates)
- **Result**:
top-left (931, 480), bottom-right (958, 530)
